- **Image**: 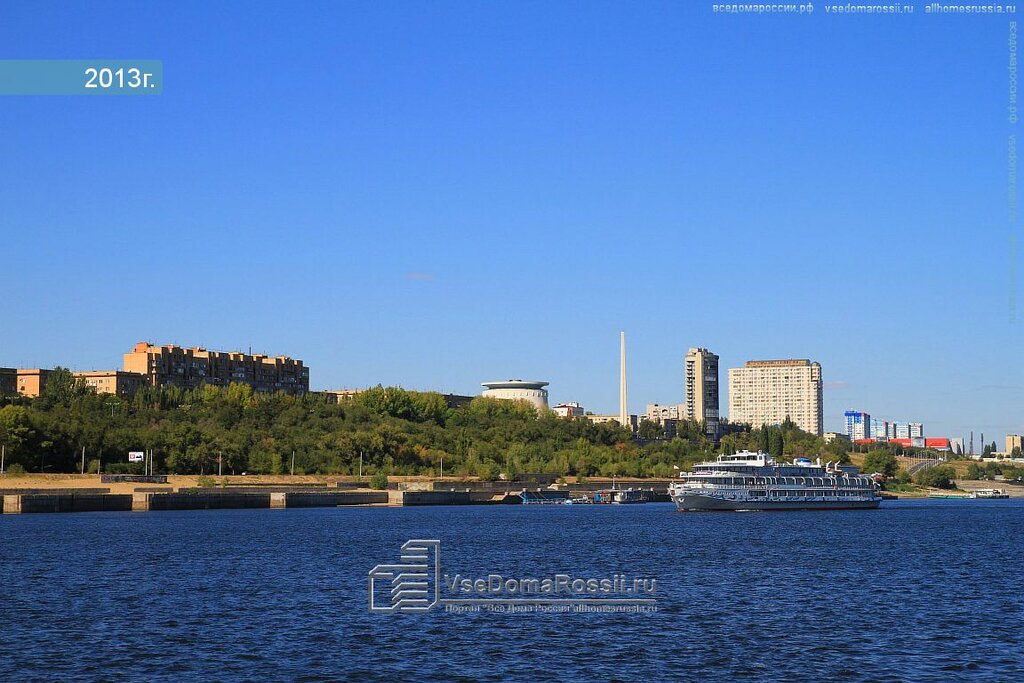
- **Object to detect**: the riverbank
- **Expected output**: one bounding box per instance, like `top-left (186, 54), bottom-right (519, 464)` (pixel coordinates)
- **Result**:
top-left (0, 472), bottom-right (667, 492)
top-left (5, 473), bottom-right (1020, 514)
top-left (0, 473), bottom-right (673, 514)
top-left (880, 480), bottom-right (1024, 499)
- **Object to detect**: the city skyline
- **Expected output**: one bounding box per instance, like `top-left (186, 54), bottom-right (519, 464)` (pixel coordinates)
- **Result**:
top-left (2, 334), bottom-right (1015, 439)
top-left (2, 4), bottom-right (1020, 438)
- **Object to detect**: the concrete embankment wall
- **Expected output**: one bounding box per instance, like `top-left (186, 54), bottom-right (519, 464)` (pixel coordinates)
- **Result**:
top-left (0, 488), bottom-right (111, 496)
top-left (3, 488), bottom-right (499, 514)
top-left (147, 493), bottom-right (272, 511)
top-left (285, 492), bottom-right (388, 507)
top-left (391, 490), bottom-right (474, 506)
top-left (4, 494), bottom-right (133, 514)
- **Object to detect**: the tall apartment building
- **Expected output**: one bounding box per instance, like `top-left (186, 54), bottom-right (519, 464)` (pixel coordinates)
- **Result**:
top-left (728, 359), bottom-right (823, 436)
top-left (684, 347), bottom-right (720, 438)
top-left (909, 423), bottom-right (924, 438)
top-left (870, 417), bottom-right (892, 441)
top-left (123, 342), bottom-right (310, 395)
top-left (1007, 434), bottom-right (1023, 454)
top-left (844, 410), bottom-right (871, 440)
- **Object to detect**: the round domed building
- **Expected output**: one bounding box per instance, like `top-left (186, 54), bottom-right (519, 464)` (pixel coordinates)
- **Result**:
top-left (480, 379), bottom-right (549, 411)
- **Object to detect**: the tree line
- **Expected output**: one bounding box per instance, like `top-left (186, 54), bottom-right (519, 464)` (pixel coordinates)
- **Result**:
top-left (0, 369), bottom-right (854, 478)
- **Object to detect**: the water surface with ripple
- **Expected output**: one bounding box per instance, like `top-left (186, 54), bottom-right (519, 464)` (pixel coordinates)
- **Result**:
top-left (1, 499), bottom-right (1021, 681)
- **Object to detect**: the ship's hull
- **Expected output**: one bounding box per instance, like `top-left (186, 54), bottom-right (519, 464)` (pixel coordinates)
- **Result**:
top-left (672, 494), bottom-right (880, 512)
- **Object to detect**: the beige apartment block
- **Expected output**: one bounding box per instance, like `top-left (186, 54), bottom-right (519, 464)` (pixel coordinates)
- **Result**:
top-left (315, 389), bottom-right (365, 404)
top-left (16, 368), bottom-right (51, 398)
top-left (586, 414), bottom-right (638, 431)
top-left (124, 342), bottom-right (310, 395)
top-left (74, 370), bottom-right (147, 398)
top-left (1007, 434), bottom-right (1023, 455)
top-left (728, 359), bottom-right (823, 436)
top-left (646, 403), bottom-right (683, 422)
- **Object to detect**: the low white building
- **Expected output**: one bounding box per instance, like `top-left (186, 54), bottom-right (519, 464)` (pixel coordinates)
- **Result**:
top-left (553, 402), bottom-right (584, 418)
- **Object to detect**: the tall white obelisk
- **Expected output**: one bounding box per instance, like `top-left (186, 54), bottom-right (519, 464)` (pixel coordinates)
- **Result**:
top-left (619, 331), bottom-right (628, 428)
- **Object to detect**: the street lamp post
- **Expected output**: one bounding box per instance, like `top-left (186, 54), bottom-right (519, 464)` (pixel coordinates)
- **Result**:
top-left (105, 399), bottom-right (121, 417)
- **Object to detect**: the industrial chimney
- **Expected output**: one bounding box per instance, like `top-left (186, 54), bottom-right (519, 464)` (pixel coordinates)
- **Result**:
top-left (619, 331), bottom-right (628, 428)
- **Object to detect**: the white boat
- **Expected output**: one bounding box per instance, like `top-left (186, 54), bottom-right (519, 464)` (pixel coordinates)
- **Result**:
top-left (669, 451), bottom-right (881, 512)
top-left (970, 488), bottom-right (1009, 499)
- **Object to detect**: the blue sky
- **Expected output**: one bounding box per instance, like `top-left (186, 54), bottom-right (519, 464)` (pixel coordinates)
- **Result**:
top-left (1, 2), bottom-right (1020, 439)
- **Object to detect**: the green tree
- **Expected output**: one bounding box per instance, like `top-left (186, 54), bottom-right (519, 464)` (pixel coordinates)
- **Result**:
top-left (0, 405), bottom-right (34, 462)
top-left (823, 435), bottom-right (853, 464)
top-left (637, 419), bottom-right (663, 440)
top-left (768, 428), bottom-right (784, 459)
top-left (37, 367), bottom-right (92, 408)
top-left (862, 449), bottom-right (898, 478)
top-left (915, 465), bottom-right (955, 489)
top-left (757, 425), bottom-right (770, 453)
top-left (248, 448), bottom-right (282, 474)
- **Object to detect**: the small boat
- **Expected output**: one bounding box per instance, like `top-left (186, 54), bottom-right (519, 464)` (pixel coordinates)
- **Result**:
top-left (519, 490), bottom-right (572, 504)
top-left (970, 488), bottom-right (1010, 499)
top-left (612, 488), bottom-right (647, 504)
top-left (592, 487), bottom-right (648, 504)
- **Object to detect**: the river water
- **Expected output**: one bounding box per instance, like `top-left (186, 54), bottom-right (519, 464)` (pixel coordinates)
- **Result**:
top-left (1, 499), bottom-right (1021, 681)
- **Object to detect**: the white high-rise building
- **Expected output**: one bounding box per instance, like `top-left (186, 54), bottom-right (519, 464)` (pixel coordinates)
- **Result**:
top-left (845, 411), bottom-right (871, 441)
top-left (728, 359), bottom-right (823, 436)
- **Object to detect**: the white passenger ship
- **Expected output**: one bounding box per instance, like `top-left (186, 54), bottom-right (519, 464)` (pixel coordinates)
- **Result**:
top-left (669, 451), bottom-right (881, 512)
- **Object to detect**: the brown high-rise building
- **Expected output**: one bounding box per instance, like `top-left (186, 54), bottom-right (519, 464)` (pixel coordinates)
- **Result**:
top-left (123, 342), bottom-right (310, 395)
top-left (684, 347), bottom-right (720, 438)
top-left (0, 367), bottom-right (16, 397)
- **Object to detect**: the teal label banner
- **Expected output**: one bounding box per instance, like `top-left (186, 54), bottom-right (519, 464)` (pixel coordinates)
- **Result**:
top-left (0, 60), bottom-right (162, 95)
